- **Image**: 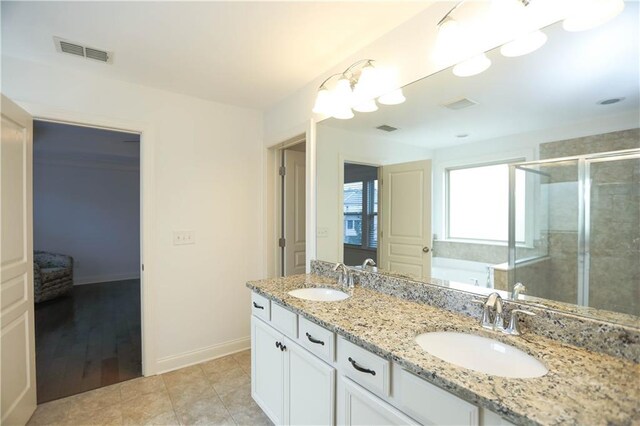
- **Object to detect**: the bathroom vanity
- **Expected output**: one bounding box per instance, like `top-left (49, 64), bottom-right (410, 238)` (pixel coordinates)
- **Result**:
top-left (246, 264), bottom-right (640, 426)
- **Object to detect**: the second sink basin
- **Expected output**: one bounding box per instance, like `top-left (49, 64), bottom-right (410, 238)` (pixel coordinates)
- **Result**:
top-left (415, 332), bottom-right (548, 378)
top-left (288, 287), bottom-right (350, 302)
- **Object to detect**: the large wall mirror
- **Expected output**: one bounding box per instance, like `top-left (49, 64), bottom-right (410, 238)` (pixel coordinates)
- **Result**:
top-left (315, 5), bottom-right (639, 322)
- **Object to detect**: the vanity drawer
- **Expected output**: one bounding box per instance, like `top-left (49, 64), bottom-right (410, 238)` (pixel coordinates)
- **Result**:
top-left (338, 336), bottom-right (390, 397)
top-left (251, 292), bottom-right (270, 321)
top-left (271, 302), bottom-right (298, 339)
top-left (392, 364), bottom-right (479, 426)
top-left (298, 316), bottom-right (335, 363)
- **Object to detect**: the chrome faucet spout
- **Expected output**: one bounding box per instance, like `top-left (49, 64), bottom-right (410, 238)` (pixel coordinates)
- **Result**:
top-left (362, 258), bottom-right (376, 269)
top-left (333, 263), bottom-right (354, 289)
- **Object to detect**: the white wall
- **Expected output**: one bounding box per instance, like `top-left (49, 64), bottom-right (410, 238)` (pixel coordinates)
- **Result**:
top-left (316, 125), bottom-right (431, 262)
top-left (2, 55), bottom-right (264, 373)
top-left (34, 159), bottom-right (140, 284)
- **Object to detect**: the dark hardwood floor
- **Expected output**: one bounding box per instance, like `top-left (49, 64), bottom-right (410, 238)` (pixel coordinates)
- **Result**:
top-left (35, 279), bottom-right (141, 403)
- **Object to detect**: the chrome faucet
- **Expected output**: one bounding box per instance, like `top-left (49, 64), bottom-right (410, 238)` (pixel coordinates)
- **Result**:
top-left (513, 282), bottom-right (527, 300)
top-left (362, 258), bottom-right (376, 269)
top-left (474, 292), bottom-right (536, 335)
top-left (333, 263), bottom-right (354, 289)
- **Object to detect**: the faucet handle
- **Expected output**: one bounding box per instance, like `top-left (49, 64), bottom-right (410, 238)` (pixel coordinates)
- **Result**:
top-left (471, 299), bottom-right (494, 329)
top-left (505, 309), bottom-right (536, 335)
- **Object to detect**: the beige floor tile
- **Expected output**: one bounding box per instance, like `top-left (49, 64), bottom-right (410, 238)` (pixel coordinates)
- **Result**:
top-left (27, 398), bottom-right (74, 425)
top-left (230, 403), bottom-right (273, 426)
top-left (166, 377), bottom-right (218, 411)
top-left (121, 390), bottom-right (174, 425)
top-left (120, 375), bottom-right (166, 402)
top-left (175, 393), bottom-right (236, 426)
top-left (63, 403), bottom-right (123, 426)
top-left (208, 368), bottom-right (250, 397)
top-left (200, 355), bottom-right (240, 375)
top-left (162, 365), bottom-right (205, 389)
top-left (139, 410), bottom-right (180, 425)
top-left (232, 351), bottom-right (251, 375)
top-left (66, 384), bottom-right (122, 418)
top-left (218, 382), bottom-right (253, 416)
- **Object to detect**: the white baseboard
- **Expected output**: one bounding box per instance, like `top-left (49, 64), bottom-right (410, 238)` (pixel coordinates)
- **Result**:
top-left (75, 273), bottom-right (141, 285)
top-left (155, 336), bottom-right (250, 375)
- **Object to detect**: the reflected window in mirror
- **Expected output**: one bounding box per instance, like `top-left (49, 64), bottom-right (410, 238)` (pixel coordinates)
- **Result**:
top-left (344, 163), bottom-right (379, 265)
top-left (446, 161), bottom-right (526, 244)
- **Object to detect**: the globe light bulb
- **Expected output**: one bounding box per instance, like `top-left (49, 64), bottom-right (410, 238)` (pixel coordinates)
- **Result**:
top-left (452, 53), bottom-right (492, 77)
top-left (378, 89), bottom-right (406, 106)
top-left (563, 0), bottom-right (625, 32)
top-left (500, 30), bottom-right (548, 57)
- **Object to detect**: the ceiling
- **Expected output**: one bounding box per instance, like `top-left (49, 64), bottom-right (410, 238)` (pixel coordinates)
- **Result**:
top-left (321, 3), bottom-right (640, 150)
top-left (34, 121), bottom-right (140, 165)
top-left (1, 1), bottom-right (431, 110)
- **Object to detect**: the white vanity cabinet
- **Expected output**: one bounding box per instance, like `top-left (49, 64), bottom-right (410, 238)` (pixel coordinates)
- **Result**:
top-left (250, 292), bottom-right (516, 426)
top-left (338, 376), bottom-right (418, 426)
top-left (251, 309), bottom-right (335, 425)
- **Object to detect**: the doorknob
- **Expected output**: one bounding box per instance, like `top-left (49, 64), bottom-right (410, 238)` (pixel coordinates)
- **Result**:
top-left (422, 246), bottom-right (430, 253)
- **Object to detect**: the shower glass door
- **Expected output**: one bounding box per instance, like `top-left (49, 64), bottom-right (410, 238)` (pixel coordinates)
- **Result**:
top-left (586, 152), bottom-right (640, 316)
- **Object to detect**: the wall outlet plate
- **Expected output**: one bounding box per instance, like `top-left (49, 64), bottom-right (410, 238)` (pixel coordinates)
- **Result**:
top-left (173, 230), bottom-right (195, 245)
top-left (317, 227), bottom-right (329, 238)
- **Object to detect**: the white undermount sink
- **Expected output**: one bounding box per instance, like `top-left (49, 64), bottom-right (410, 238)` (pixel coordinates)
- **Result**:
top-left (415, 332), bottom-right (548, 378)
top-left (288, 287), bottom-right (350, 302)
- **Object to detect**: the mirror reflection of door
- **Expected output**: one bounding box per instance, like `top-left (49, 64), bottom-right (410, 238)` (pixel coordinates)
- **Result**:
top-left (379, 160), bottom-right (432, 279)
top-left (343, 163), bottom-right (379, 266)
top-left (283, 146), bottom-right (306, 276)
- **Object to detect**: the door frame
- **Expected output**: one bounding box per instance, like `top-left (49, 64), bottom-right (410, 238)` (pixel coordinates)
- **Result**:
top-left (17, 100), bottom-right (157, 376)
top-left (270, 133), bottom-right (308, 277)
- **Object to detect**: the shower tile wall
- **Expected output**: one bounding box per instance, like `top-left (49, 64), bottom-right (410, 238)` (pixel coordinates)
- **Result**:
top-left (537, 128), bottom-right (640, 315)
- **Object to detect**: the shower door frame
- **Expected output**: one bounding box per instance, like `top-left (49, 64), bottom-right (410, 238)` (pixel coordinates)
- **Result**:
top-left (508, 148), bottom-right (640, 307)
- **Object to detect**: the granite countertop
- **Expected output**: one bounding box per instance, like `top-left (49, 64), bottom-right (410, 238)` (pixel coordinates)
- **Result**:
top-left (246, 274), bottom-right (640, 426)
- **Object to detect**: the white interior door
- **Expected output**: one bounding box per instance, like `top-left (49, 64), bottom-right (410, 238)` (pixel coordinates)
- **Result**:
top-left (1, 95), bottom-right (36, 425)
top-left (379, 160), bottom-right (432, 280)
top-left (284, 150), bottom-right (306, 276)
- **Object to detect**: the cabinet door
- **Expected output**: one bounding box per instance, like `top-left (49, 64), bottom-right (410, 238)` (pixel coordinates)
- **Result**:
top-left (252, 317), bottom-right (285, 424)
top-left (337, 377), bottom-right (418, 426)
top-left (285, 337), bottom-right (335, 425)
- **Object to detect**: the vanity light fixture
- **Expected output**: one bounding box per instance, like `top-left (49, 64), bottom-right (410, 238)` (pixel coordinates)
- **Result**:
top-left (312, 59), bottom-right (405, 119)
top-left (562, 0), bottom-right (625, 32)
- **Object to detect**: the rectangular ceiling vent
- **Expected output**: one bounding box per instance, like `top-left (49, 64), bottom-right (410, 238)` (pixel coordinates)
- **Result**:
top-left (376, 125), bottom-right (398, 132)
top-left (54, 37), bottom-right (113, 64)
top-left (441, 97), bottom-right (478, 110)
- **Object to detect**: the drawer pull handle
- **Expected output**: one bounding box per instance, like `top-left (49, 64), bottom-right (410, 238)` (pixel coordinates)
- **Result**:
top-left (253, 301), bottom-right (264, 310)
top-left (306, 332), bottom-right (325, 346)
top-left (348, 357), bottom-right (376, 376)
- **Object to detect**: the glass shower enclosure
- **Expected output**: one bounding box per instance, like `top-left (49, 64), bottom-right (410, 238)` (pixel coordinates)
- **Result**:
top-left (508, 149), bottom-right (640, 316)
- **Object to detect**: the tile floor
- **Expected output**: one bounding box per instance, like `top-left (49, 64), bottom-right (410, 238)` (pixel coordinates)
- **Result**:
top-left (27, 349), bottom-right (272, 425)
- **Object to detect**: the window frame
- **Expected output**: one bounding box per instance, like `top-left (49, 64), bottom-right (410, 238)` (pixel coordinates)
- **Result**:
top-left (343, 177), bottom-right (378, 250)
top-left (444, 158), bottom-right (532, 246)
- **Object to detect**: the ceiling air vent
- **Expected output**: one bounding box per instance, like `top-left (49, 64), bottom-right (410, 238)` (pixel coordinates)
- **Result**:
top-left (53, 37), bottom-right (113, 64)
top-left (376, 125), bottom-right (398, 132)
top-left (441, 97), bottom-right (478, 110)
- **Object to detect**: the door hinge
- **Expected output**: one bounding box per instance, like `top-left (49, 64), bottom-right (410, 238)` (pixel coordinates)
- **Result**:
top-left (279, 238), bottom-right (286, 248)
top-left (279, 166), bottom-right (286, 176)
top-left (141, 264), bottom-right (144, 271)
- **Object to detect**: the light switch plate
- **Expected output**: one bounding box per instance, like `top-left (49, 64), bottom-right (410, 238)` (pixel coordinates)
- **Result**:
top-left (317, 227), bottom-right (329, 238)
top-left (173, 230), bottom-right (195, 245)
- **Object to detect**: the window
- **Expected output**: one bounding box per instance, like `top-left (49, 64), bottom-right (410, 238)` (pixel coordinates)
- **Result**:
top-left (343, 178), bottom-right (378, 249)
top-left (447, 162), bottom-right (525, 242)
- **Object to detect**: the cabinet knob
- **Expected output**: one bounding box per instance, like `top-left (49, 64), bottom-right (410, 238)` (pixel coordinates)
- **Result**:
top-left (422, 246), bottom-right (430, 253)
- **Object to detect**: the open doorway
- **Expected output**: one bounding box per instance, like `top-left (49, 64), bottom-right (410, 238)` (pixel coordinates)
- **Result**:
top-left (343, 163), bottom-right (379, 266)
top-left (279, 140), bottom-right (306, 276)
top-left (32, 120), bottom-right (142, 403)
